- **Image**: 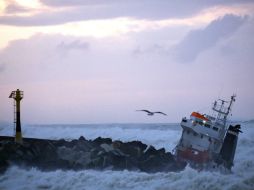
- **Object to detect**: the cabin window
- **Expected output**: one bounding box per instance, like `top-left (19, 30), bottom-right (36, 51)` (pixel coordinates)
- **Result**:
top-left (204, 123), bottom-right (210, 128)
top-left (182, 118), bottom-right (187, 122)
top-left (212, 127), bottom-right (219, 131)
top-left (198, 121), bottom-right (203, 126)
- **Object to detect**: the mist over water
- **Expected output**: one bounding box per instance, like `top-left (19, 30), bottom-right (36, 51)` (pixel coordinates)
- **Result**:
top-left (0, 122), bottom-right (254, 190)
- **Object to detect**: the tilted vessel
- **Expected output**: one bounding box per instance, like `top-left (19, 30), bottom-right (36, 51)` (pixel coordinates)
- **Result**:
top-left (174, 95), bottom-right (242, 170)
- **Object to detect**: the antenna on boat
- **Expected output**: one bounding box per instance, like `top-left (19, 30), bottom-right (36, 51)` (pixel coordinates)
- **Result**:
top-left (212, 94), bottom-right (236, 126)
top-left (227, 94), bottom-right (236, 116)
top-left (217, 84), bottom-right (224, 101)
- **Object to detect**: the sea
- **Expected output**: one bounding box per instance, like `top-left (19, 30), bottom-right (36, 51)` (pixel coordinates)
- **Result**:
top-left (0, 121), bottom-right (254, 190)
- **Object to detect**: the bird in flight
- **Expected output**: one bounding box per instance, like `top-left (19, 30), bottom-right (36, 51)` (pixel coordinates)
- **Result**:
top-left (136, 109), bottom-right (167, 116)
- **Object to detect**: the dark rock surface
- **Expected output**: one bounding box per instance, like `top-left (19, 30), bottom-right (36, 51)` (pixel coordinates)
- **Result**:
top-left (0, 136), bottom-right (186, 173)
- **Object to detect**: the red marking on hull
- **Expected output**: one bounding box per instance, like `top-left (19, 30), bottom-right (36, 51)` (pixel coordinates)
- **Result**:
top-left (177, 148), bottom-right (210, 164)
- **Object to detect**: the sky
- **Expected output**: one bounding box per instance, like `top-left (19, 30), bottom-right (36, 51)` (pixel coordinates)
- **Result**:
top-left (0, 0), bottom-right (254, 124)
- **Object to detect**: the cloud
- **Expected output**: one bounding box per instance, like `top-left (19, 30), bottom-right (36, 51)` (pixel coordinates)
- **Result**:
top-left (40, 0), bottom-right (254, 10)
top-left (192, 18), bottom-right (254, 119)
top-left (4, 2), bottom-right (30, 14)
top-left (54, 40), bottom-right (90, 58)
top-left (0, 34), bottom-right (92, 83)
top-left (0, 1), bottom-right (253, 26)
top-left (39, 1), bottom-right (211, 20)
top-left (197, 17), bottom-right (254, 66)
top-left (172, 14), bottom-right (247, 63)
top-left (0, 33), bottom-right (174, 123)
top-left (40, 0), bottom-right (115, 7)
top-left (57, 40), bottom-right (89, 50)
top-left (39, 0), bottom-right (254, 21)
top-left (0, 63), bottom-right (5, 72)
top-left (0, 19), bottom-right (253, 123)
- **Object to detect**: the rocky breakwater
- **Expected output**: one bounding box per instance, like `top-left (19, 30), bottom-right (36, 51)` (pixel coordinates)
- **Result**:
top-left (0, 136), bottom-right (186, 173)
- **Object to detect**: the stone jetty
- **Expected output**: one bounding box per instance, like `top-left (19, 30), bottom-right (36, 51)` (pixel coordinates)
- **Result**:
top-left (0, 136), bottom-right (186, 173)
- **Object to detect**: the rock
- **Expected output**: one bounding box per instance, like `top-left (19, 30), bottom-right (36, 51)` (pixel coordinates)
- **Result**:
top-left (128, 141), bottom-right (148, 152)
top-left (0, 145), bottom-right (10, 173)
top-left (118, 143), bottom-right (144, 158)
top-left (57, 146), bottom-right (93, 169)
top-left (100, 144), bottom-right (114, 152)
top-left (94, 137), bottom-right (112, 145)
top-left (79, 136), bottom-right (86, 141)
top-left (144, 146), bottom-right (157, 155)
top-left (158, 148), bottom-right (166, 154)
top-left (0, 136), bottom-right (186, 173)
top-left (76, 152), bottom-right (91, 166)
top-left (112, 141), bottom-right (122, 149)
top-left (55, 139), bottom-right (67, 147)
top-left (74, 140), bottom-right (92, 152)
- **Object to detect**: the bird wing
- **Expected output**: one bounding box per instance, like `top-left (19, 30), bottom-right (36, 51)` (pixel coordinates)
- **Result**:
top-left (154, 111), bottom-right (167, 116)
top-left (136, 109), bottom-right (152, 114)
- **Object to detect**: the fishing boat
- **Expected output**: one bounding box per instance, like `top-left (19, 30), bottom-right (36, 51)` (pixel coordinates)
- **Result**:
top-left (174, 95), bottom-right (242, 170)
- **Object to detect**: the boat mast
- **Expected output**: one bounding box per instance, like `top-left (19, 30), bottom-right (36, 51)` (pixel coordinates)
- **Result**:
top-left (226, 95), bottom-right (236, 118)
top-left (212, 94), bottom-right (236, 127)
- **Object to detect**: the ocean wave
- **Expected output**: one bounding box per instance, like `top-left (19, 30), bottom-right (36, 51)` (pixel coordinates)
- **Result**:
top-left (1, 165), bottom-right (254, 190)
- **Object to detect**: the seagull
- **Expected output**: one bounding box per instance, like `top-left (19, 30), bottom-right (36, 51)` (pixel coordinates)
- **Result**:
top-left (136, 109), bottom-right (167, 116)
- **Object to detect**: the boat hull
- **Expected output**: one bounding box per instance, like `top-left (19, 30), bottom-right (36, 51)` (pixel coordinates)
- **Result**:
top-left (176, 148), bottom-right (210, 164)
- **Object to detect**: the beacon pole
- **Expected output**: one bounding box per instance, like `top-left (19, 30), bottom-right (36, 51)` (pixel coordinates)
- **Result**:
top-left (9, 89), bottom-right (23, 144)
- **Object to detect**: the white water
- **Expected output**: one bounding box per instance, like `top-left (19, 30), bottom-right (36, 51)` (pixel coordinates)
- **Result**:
top-left (0, 122), bottom-right (254, 190)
